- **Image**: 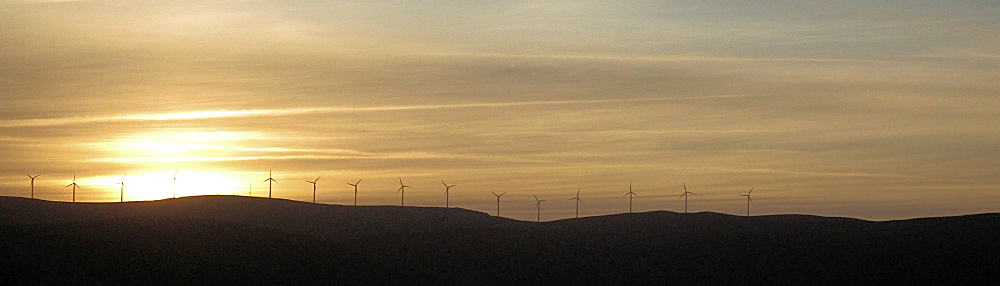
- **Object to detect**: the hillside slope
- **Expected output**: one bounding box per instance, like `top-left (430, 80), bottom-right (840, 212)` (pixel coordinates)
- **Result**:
top-left (2, 196), bottom-right (998, 285)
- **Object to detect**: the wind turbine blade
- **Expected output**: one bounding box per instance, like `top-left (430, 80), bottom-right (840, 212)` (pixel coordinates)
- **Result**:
top-left (399, 177), bottom-right (403, 185)
top-left (491, 191), bottom-right (498, 196)
top-left (533, 194), bottom-right (539, 201)
top-left (442, 180), bottom-right (447, 187)
top-left (356, 179), bottom-right (362, 184)
top-left (749, 187), bottom-right (754, 194)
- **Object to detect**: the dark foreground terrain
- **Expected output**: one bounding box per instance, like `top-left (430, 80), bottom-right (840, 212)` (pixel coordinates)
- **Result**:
top-left (2, 195), bottom-right (998, 285)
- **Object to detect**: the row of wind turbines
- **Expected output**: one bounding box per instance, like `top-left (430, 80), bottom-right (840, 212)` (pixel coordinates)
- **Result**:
top-left (18, 171), bottom-right (757, 220)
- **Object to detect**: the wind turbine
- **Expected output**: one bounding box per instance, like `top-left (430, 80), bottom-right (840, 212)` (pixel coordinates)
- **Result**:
top-left (306, 177), bottom-right (320, 203)
top-left (569, 188), bottom-right (583, 218)
top-left (441, 180), bottom-right (456, 208)
top-left (740, 187), bottom-right (754, 217)
top-left (490, 191), bottom-right (506, 217)
top-left (248, 179), bottom-right (252, 196)
top-left (347, 179), bottom-right (362, 206)
top-left (65, 174), bottom-right (81, 202)
top-left (262, 170), bottom-right (277, 198)
top-left (622, 183), bottom-right (639, 213)
top-left (172, 169), bottom-right (178, 198)
top-left (396, 177), bottom-right (411, 206)
top-left (26, 173), bottom-right (40, 198)
top-left (680, 182), bottom-right (695, 213)
top-left (533, 195), bottom-right (547, 222)
top-left (117, 174), bottom-right (127, 202)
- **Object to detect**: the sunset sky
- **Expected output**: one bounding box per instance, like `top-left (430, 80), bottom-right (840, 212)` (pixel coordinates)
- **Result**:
top-left (2, 0), bottom-right (997, 221)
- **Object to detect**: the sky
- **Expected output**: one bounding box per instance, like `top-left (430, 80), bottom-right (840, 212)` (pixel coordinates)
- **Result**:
top-left (1, 0), bottom-right (998, 221)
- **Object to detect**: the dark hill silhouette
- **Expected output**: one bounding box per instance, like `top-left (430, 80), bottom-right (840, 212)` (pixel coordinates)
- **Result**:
top-left (2, 196), bottom-right (998, 285)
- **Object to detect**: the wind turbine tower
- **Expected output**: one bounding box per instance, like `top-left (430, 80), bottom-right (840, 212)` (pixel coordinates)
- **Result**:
top-left (533, 195), bottom-right (547, 222)
top-left (263, 170), bottom-right (277, 198)
top-left (172, 170), bottom-right (178, 198)
top-left (680, 183), bottom-right (695, 213)
top-left (66, 174), bottom-right (81, 202)
top-left (26, 174), bottom-right (40, 199)
top-left (306, 177), bottom-right (320, 203)
top-left (396, 178), bottom-right (411, 206)
top-left (347, 179), bottom-right (362, 206)
top-left (569, 188), bottom-right (583, 218)
top-left (117, 174), bottom-right (127, 202)
top-left (441, 180), bottom-right (456, 208)
top-left (740, 187), bottom-right (754, 217)
top-left (491, 191), bottom-right (506, 217)
top-left (622, 183), bottom-right (639, 213)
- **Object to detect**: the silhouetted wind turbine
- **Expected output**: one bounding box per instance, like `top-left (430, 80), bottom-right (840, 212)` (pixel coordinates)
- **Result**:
top-left (263, 170), bottom-right (277, 198)
top-left (740, 187), bottom-right (754, 217)
top-left (491, 191), bottom-right (506, 217)
top-left (622, 183), bottom-right (639, 213)
top-left (533, 195), bottom-right (547, 222)
top-left (441, 180), bottom-right (456, 208)
top-left (347, 179), bottom-right (362, 206)
top-left (172, 169), bottom-right (178, 198)
top-left (680, 183), bottom-right (695, 213)
top-left (117, 174), bottom-right (127, 202)
top-left (396, 177), bottom-right (410, 206)
top-left (569, 188), bottom-right (583, 218)
top-left (306, 177), bottom-right (320, 203)
top-left (66, 174), bottom-right (81, 202)
top-left (26, 173), bottom-right (40, 198)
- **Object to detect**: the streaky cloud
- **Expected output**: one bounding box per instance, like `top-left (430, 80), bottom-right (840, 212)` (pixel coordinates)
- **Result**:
top-left (420, 51), bottom-right (895, 64)
top-left (0, 95), bottom-right (760, 128)
top-left (87, 151), bottom-right (545, 163)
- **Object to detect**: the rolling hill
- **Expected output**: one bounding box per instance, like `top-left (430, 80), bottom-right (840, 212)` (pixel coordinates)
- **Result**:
top-left (2, 196), bottom-right (997, 285)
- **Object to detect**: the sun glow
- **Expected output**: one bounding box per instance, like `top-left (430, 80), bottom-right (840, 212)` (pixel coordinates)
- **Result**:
top-left (103, 171), bottom-right (247, 201)
top-left (81, 131), bottom-right (265, 200)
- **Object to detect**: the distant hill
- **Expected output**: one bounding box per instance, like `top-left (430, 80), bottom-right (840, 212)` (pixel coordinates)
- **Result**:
top-left (2, 196), bottom-right (998, 285)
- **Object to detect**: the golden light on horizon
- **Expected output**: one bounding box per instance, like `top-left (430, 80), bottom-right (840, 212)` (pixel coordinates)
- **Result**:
top-left (84, 172), bottom-right (246, 202)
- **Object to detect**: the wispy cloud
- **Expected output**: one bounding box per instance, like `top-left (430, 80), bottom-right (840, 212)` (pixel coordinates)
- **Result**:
top-left (421, 51), bottom-right (891, 64)
top-left (88, 152), bottom-right (542, 163)
top-left (0, 95), bottom-right (759, 128)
